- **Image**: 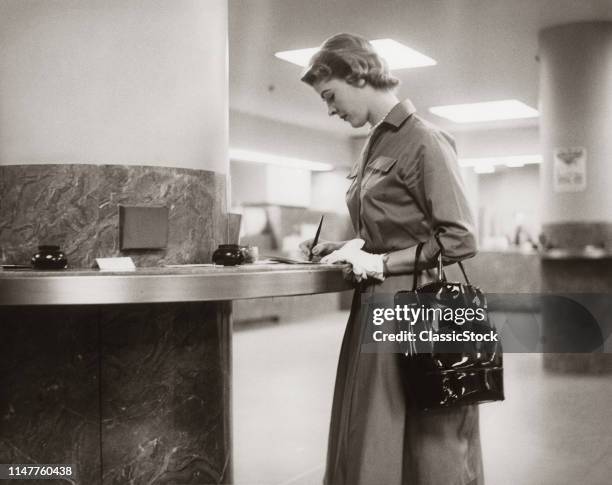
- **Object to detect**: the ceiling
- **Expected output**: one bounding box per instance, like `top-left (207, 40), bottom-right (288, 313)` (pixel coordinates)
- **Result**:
top-left (229, 0), bottom-right (612, 137)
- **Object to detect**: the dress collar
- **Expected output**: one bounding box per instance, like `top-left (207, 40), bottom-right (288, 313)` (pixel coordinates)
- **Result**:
top-left (381, 99), bottom-right (417, 129)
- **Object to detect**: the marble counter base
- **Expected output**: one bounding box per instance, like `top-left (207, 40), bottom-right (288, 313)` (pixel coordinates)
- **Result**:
top-left (541, 259), bottom-right (612, 374)
top-left (0, 302), bottom-right (232, 484)
top-left (542, 221), bottom-right (612, 250)
top-left (0, 307), bottom-right (100, 483)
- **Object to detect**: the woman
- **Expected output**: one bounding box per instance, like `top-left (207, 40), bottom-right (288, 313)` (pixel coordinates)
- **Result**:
top-left (299, 34), bottom-right (483, 485)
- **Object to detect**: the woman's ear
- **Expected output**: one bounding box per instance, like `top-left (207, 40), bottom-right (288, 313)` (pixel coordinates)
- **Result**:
top-left (356, 78), bottom-right (367, 88)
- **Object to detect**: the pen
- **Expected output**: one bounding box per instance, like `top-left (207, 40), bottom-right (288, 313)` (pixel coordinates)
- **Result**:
top-left (309, 215), bottom-right (324, 261)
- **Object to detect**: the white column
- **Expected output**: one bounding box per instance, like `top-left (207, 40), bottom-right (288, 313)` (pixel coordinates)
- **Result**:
top-left (0, 0), bottom-right (228, 173)
top-left (538, 21), bottom-right (612, 248)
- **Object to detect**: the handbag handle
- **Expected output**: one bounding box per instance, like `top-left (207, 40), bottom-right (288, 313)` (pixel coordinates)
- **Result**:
top-left (434, 234), bottom-right (471, 285)
top-left (411, 236), bottom-right (472, 291)
top-left (411, 242), bottom-right (425, 291)
top-left (411, 241), bottom-right (447, 290)
top-left (436, 248), bottom-right (446, 282)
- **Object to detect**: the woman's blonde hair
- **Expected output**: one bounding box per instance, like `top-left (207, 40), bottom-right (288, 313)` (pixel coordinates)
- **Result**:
top-left (301, 33), bottom-right (399, 90)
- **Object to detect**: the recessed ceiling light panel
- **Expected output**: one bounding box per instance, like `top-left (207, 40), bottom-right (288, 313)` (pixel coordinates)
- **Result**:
top-left (429, 99), bottom-right (539, 123)
top-left (275, 38), bottom-right (436, 70)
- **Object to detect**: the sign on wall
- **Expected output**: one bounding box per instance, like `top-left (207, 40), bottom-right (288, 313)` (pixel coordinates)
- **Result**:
top-left (553, 146), bottom-right (587, 192)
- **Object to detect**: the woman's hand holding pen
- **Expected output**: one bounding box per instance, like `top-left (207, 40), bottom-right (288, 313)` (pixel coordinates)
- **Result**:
top-left (299, 239), bottom-right (345, 261)
top-left (299, 238), bottom-right (365, 283)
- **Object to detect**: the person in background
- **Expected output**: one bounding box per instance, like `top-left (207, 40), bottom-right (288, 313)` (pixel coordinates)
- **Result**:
top-left (299, 33), bottom-right (482, 484)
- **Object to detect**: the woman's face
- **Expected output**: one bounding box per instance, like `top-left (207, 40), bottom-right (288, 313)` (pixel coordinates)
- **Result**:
top-left (313, 78), bottom-right (369, 128)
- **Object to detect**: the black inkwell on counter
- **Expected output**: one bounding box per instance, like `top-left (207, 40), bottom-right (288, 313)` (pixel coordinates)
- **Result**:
top-left (212, 244), bottom-right (244, 266)
top-left (31, 245), bottom-right (68, 270)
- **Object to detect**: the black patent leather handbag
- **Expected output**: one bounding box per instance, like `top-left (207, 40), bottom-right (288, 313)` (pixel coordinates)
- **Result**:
top-left (394, 240), bottom-right (504, 411)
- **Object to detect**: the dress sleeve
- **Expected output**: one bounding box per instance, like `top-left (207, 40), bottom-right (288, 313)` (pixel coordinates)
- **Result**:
top-left (417, 130), bottom-right (477, 264)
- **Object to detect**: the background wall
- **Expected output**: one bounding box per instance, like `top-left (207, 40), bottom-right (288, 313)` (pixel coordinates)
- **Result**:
top-left (230, 110), bottom-right (352, 169)
top-left (231, 161), bottom-right (311, 208)
top-left (230, 110), bottom-right (353, 209)
top-left (0, 0), bottom-right (228, 173)
top-left (453, 126), bottom-right (540, 158)
top-left (478, 165), bottom-right (541, 247)
top-left (453, 126), bottom-right (542, 247)
top-left (311, 170), bottom-right (351, 215)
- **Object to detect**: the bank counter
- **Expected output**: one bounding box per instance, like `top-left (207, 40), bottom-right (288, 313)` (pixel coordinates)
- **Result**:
top-left (0, 264), bottom-right (350, 484)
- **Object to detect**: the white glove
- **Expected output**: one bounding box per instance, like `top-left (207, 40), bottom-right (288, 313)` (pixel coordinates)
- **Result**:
top-left (321, 239), bottom-right (385, 281)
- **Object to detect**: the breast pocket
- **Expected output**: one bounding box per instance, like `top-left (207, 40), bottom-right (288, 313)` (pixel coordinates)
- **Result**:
top-left (362, 156), bottom-right (397, 192)
top-left (346, 162), bottom-right (359, 181)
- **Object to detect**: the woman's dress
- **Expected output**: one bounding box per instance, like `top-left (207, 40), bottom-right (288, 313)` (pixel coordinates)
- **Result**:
top-left (323, 100), bottom-right (484, 485)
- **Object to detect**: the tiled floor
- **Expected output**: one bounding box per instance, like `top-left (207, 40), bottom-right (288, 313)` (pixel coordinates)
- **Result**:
top-left (233, 310), bottom-right (612, 485)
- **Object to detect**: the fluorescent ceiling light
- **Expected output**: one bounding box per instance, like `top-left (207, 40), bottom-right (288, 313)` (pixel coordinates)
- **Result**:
top-left (473, 165), bottom-right (496, 174)
top-left (275, 38), bottom-right (436, 70)
top-left (370, 39), bottom-right (436, 70)
top-left (429, 99), bottom-right (539, 123)
top-left (459, 155), bottom-right (542, 172)
top-left (230, 148), bottom-right (333, 172)
top-left (275, 47), bottom-right (318, 67)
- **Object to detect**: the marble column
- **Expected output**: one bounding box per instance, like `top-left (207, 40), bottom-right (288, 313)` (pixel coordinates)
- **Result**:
top-left (538, 21), bottom-right (612, 372)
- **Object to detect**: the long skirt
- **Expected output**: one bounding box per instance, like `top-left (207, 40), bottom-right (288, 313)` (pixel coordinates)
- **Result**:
top-left (323, 274), bottom-right (484, 485)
